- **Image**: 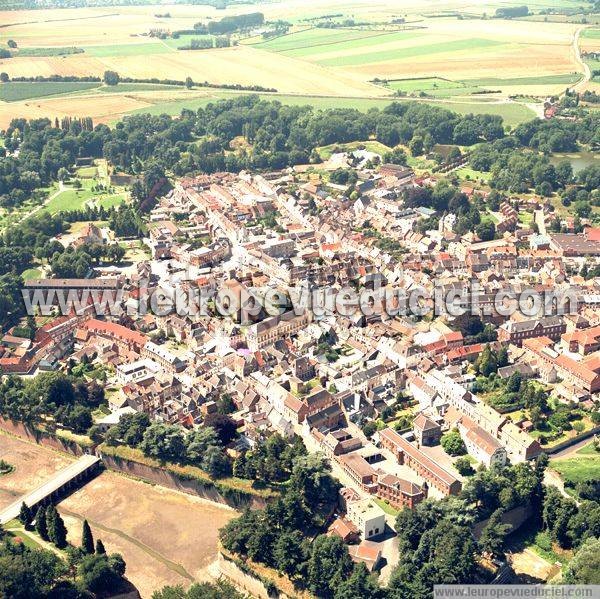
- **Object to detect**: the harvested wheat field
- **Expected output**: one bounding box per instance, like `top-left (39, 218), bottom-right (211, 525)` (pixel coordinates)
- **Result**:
top-left (59, 470), bottom-right (238, 598)
top-left (0, 91), bottom-right (155, 128)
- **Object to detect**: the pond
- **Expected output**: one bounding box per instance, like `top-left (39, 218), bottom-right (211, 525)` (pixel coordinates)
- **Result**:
top-left (549, 150), bottom-right (599, 174)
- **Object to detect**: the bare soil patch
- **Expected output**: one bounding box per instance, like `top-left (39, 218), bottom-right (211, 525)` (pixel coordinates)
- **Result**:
top-left (0, 432), bottom-right (74, 510)
top-left (59, 470), bottom-right (238, 598)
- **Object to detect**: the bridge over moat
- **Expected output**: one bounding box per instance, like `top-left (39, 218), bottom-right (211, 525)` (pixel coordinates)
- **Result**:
top-left (0, 454), bottom-right (101, 525)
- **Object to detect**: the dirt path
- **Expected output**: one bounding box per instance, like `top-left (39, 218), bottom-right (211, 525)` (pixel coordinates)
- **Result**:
top-left (572, 27), bottom-right (591, 93)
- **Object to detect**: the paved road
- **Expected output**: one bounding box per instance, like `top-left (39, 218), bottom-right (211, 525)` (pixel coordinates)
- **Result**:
top-left (0, 454), bottom-right (100, 524)
top-left (549, 435), bottom-right (596, 459)
top-left (534, 209), bottom-right (547, 235)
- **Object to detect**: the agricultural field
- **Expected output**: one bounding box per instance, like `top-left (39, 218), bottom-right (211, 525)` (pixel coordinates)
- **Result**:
top-left (0, 1), bottom-right (592, 119)
top-left (0, 80), bottom-right (100, 102)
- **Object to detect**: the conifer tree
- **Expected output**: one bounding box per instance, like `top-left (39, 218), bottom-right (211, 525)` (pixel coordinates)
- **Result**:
top-left (95, 538), bottom-right (106, 554)
top-left (47, 505), bottom-right (68, 549)
top-left (18, 502), bottom-right (32, 527)
top-left (82, 519), bottom-right (94, 554)
top-left (35, 505), bottom-right (48, 541)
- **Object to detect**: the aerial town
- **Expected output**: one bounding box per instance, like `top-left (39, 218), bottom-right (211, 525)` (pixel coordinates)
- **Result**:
top-left (1, 141), bottom-right (599, 597)
top-left (0, 0), bottom-right (600, 596)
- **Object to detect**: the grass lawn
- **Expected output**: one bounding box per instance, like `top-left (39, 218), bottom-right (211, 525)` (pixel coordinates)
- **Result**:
top-left (76, 166), bottom-right (98, 178)
top-left (550, 455), bottom-right (600, 485)
top-left (317, 139), bottom-right (391, 159)
top-left (21, 267), bottom-right (42, 281)
top-left (373, 497), bottom-right (401, 516)
top-left (0, 81), bottom-right (100, 102)
top-left (43, 171), bottom-right (125, 214)
top-left (43, 187), bottom-right (93, 214)
top-left (82, 42), bottom-right (171, 57)
top-left (518, 211), bottom-right (534, 225)
top-left (455, 166), bottom-right (491, 182)
top-left (576, 441), bottom-right (599, 455)
top-left (95, 194), bottom-right (126, 209)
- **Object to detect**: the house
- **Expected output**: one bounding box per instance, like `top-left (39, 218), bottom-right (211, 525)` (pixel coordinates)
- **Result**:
top-left (376, 473), bottom-right (426, 510)
top-left (498, 316), bottom-right (566, 347)
top-left (348, 540), bottom-right (383, 572)
top-left (413, 412), bottom-right (442, 446)
top-left (328, 517), bottom-right (359, 544)
top-left (339, 453), bottom-right (378, 492)
top-left (95, 406), bottom-right (136, 433)
top-left (346, 497), bottom-right (386, 540)
top-left (141, 341), bottom-right (186, 373)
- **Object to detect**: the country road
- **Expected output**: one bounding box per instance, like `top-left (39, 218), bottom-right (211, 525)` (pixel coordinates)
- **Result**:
top-left (572, 26), bottom-right (592, 93)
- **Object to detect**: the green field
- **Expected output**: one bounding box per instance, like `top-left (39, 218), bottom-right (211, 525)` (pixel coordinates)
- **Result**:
top-left (462, 73), bottom-right (582, 86)
top-left (252, 27), bottom-right (382, 52)
top-left (82, 42), bottom-right (170, 57)
top-left (317, 38), bottom-right (504, 67)
top-left (585, 57), bottom-right (600, 82)
top-left (581, 28), bottom-right (600, 39)
top-left (264, 29), bottom-right (425, 59)
top-left (550, 455), bottom-right (600, 485)
top-left (96, 83), bottom-right (187, 94)
top-left (16, 47), bottom-right (83, 57)
top-left (0, 81), bottom-right (100, 102)
top-left (385, 77), bottom-right (466, 93)
top-left (161, 34), bottom-right (214, 50)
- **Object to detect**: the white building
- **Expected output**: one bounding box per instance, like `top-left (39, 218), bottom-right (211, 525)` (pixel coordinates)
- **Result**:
top-left (346, 498), bottom-right (386, 540)
top-left (116, 358), bottom-right (160, 385)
